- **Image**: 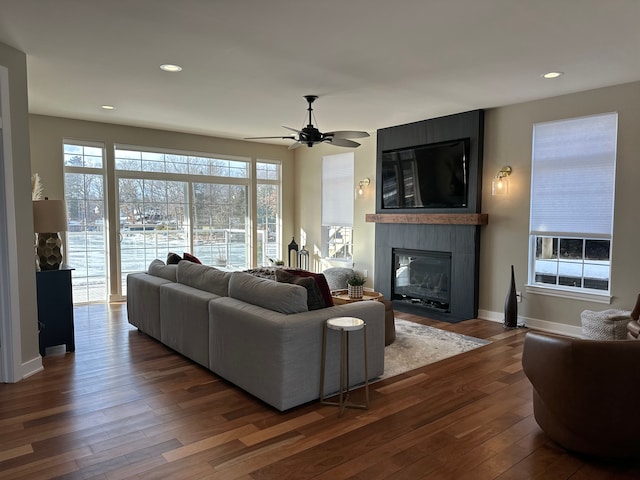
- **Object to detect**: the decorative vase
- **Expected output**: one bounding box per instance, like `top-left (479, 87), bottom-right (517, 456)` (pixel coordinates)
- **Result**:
top-left (348, 284), bottom-right (363, 299)
top-left (36, 232), bottom-right (63, 270)
top-left (504, 265), bottom-right (518, 328)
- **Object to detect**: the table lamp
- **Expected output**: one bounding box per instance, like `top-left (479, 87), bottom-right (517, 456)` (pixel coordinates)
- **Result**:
top-left (33, 198), bottom-right (68, 270)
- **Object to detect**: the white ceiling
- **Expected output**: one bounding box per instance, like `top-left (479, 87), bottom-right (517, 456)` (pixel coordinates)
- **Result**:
top-left (1, 0), bottom-right (639, 145)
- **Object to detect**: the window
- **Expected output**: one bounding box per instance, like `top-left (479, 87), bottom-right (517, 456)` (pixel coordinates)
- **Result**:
top-left (528, 113), bottom-right (617, 300)
top-left (256, 161), bottom-right (281, 266)
top-left (115, 145), bottom-right (254, 292)
top-left (63, 142), bottom-right (108, 303)
top-left (322, 153), bottom-right (354, 260)
top-left (115, 148), bottom-right (249, 177)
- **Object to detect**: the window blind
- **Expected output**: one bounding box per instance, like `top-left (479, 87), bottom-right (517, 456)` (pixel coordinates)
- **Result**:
top-left (530, 112), bottom-right (617, 238)
top-left (322, 152), bottom-right (354, 227)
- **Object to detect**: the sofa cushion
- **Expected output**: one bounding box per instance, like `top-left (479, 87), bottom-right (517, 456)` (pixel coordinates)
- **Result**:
top-left (275, 269), bottom-right (325, 311)
top-left (228, 271), bottom-right (308, 314)
top-left (177, 261), bottom-right (231, 296)
top-left (281, 269), bottom-right (334, 308)
top-left (147, 259), bottom-right (177, 282)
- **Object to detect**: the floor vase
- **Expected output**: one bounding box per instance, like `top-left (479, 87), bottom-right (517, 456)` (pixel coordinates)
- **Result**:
top-left (504, 265), bottom-right (518, 328)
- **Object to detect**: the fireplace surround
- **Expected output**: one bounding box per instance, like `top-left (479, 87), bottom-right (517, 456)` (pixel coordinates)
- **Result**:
top-left (372, 221), bottom-right (481, 322)
top-left (370, 109), bottom-right (485, 323)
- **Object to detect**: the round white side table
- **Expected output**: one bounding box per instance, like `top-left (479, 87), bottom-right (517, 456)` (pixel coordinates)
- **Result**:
top-left (319, 316), bottom-right (369, 416)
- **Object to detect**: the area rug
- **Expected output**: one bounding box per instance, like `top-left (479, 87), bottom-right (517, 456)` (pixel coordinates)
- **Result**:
top-left (379, 319), bottom-right (491, 380)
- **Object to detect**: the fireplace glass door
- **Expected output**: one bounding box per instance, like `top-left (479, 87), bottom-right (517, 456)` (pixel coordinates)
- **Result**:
top-left (393, 249), bottom-right (451, 312)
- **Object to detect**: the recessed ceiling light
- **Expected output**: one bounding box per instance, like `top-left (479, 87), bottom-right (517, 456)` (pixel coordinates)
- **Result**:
top-left (160, 64), bottom-right (183, 72)
top-left (542, 71), bottom-right (564, 79)
top-left (101, 105), bottom-right (115, 110)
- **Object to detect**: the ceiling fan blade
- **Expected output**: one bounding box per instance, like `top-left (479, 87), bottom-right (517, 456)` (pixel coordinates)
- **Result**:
top-left (325, 130), bottom-right (370, 139)
top-left (253, 96), bottom-right (367, 149)
top-left (329, 138), bottom-right (361, 148)
top-left (245, 135), bottom-right (296, 140)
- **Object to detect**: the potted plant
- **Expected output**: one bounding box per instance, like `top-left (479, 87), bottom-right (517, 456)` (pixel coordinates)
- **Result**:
top-left (268, 257), bottom-right (285, 267)
top-left (346, 273), bottom-right (366, 299)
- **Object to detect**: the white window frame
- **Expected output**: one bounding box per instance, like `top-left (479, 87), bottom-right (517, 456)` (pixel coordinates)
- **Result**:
top-left (114, 145), bottom-right (252, 277)
top-left (63, 141), bottom-right (109, 304)
top-left (256, 160), bottom-right (282, 267)
top-left (526, 112), bottom-right (617, 303)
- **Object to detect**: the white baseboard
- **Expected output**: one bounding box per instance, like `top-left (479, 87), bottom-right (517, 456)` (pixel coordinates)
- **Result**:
top-left (477, 309), bottom-right (583, 338)
top-left (21, 355), bottom-right (43, 379)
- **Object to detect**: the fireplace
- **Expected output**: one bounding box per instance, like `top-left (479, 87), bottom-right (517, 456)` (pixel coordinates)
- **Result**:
top-left (371, 221), bottom-right (481, 322)
top-left (393, 249), bottom-right (451, 312)
top-left (371, 109), bottom-right (485, 323)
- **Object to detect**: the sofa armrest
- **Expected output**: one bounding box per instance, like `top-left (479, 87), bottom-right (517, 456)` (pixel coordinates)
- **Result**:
top-left (126, 272), bottom-right (173, 339)
top-left (208, 298), bottom-right (385, 411)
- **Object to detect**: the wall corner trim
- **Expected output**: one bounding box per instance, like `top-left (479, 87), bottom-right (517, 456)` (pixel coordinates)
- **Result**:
top-left (21, 355), bottom-right (43, 380)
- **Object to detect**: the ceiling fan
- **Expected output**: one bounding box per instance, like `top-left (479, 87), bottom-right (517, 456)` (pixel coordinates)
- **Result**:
top-left (245, 95), bottom-right (370, 149)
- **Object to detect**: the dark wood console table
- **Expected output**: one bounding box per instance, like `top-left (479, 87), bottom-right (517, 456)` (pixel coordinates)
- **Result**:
top-left (36, 265), bottom-right (75, 356)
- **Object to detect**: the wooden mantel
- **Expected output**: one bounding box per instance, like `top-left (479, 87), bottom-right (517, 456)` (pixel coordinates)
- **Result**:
top-left (365, 213), bottom-right (488, 225)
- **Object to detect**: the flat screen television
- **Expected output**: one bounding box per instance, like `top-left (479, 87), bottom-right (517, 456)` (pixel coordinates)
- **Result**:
top-left (381, 138), bottom-right (470, 209)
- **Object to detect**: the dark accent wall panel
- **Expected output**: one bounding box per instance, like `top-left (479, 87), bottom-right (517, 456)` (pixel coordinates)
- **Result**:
top-left (376, 109), bottom-right (484, 214)
top-left (373, 109), bottom-right (484, 322)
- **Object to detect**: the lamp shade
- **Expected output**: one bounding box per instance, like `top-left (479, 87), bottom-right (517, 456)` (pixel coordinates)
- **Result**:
top-left (33, 199), bottom-right (68, 233)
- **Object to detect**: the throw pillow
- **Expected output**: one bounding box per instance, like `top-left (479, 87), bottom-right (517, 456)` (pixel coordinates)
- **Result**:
top-left (167, 252), bottom-right (182, 265)
top-left (284, 269), bottom-right (334, 307)
top-left (275, 269), bottom-right (326, 311)
top-left (182, 252), bottom-right (202, 264)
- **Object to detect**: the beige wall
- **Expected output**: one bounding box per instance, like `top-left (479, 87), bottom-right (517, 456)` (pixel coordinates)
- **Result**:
top-left (0, 41), bottom-right (40, 373)
top-left (480, 80), bottom-right (640, 329)
top-left (293, 137), bottom-right (377, 286)
top-left (295, 81), bottom-right (640, 330)
top-left (27, 80), bottom-right (640, 332)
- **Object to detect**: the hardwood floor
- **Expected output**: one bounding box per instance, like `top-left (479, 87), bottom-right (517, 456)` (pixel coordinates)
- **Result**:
top-left (1, 304), bottom-right (638, 479)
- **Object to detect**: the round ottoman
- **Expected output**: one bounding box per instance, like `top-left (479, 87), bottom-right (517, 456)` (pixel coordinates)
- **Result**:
top-left (581, 309), bottom-right (631, 340)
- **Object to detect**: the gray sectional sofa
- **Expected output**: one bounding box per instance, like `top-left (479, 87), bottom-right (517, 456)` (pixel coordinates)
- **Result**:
top-left (127, 260), bottom-right (385, 411)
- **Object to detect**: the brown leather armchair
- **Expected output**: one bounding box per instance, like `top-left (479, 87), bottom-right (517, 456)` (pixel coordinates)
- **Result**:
top-left (522, 331), bottom-right (640, 458)
top-left (626, 293), bottom-right (640, 339)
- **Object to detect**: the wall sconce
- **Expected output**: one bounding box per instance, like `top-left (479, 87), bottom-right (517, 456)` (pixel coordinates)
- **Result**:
top-left (357, 178), bottom-right (370, 196)
top-left (492, 166), bottom-right (512, 196)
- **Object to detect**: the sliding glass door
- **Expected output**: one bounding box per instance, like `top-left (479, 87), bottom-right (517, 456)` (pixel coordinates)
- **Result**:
top-left (192, 182), bottom-right (248, 267)
top-left (118, 178), bottom-right (190, 293)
